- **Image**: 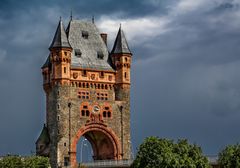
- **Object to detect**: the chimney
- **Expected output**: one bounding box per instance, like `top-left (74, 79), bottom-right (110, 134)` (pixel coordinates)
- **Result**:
top-left (100, 33), bottom-right (107, 46)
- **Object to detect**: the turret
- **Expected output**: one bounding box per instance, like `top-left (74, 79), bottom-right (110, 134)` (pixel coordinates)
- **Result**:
top-left (48, 19), bottom-right (72, 86)
top-left (36, 124), bottom-right (50, 157)
top-left (111, 26), bottom-right (132, 101)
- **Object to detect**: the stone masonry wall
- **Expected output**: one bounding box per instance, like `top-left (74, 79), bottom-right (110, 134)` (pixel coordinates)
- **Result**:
top-left (47, 83), bottom-right (131, 167)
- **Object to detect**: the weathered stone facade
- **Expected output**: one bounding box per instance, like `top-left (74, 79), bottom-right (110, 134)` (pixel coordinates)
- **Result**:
top-left (36, 19), bottom-right (132, 168)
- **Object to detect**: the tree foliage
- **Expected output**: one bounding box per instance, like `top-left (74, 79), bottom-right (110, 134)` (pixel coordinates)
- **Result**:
top-left (0, 156), bottom-right (24, 168)
top-left (131, 136), bottom-right (210, 168)
top-left (0, 155), bottom-right (50, 168)
top-left (218, 144), bottom-right (240, 168)
top-left (24, 156), bottom-right (50, 168)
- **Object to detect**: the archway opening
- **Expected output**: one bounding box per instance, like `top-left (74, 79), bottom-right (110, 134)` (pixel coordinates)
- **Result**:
top-left (76, 130), bottom-right (116, 163)
top-left (76, 137), bottom-right (93, 163)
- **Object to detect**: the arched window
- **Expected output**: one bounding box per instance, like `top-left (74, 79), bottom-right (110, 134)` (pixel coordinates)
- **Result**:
top-left (102, 106), bottom-right (112, 119)
top-left (103, 111), bottom-right (106, 117)
top-left (80, 104), bottom-right (90, 118)
top-left (81, 110), bottom-right (85, 116)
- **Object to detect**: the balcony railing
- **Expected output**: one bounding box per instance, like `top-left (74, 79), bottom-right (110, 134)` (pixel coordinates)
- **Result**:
top-left (80, 159), bottom-right (133, 168)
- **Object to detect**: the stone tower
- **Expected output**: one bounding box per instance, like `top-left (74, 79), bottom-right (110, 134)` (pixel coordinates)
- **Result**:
top-left (36, 18), bottom-right (132, 167)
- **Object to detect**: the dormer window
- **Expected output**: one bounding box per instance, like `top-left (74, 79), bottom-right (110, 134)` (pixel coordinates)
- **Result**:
top-left (97, 51), bottom-right (104, 59)
top-left (75, 49), bottom-right (82, 57)
top-left (82, 31), bottom-right (89, 39)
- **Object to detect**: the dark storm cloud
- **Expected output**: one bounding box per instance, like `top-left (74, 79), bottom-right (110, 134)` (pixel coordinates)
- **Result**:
top-left (129, 0), bottom-right (240, 154)
top-left (0, 0), bottom-right (172, 20)
top-left (1, 0), bottom-right (240, 157)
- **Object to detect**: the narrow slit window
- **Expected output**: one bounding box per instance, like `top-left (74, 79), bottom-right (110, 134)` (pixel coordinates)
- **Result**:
top-left (64, 157), bottom-right (70, 166)
top-left (103, 111), bottom-right (106, 117)
top-left (86, 110), bottom-right (90, 116)
top-left (81, 110), bottom-right (85, 116)
top-left (64, 67), bottom-right (67, 74)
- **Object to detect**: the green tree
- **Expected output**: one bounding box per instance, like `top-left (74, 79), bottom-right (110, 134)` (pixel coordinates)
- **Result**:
top-left (23, 156), bottom-right (50, 168)
top-left (0, 155), bottom-right (50, 168)
top-left (0, 156), bottom-right (24, 168)
top-left (218, 144), bottom-right (240, 168)
top-left (131, 136), bottom-right (210, 168)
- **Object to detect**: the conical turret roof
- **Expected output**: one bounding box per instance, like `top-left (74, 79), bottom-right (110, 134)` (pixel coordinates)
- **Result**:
top-left (36, 124), bottom-right (50, 144)
top-left (49, 20), bottom-right (71, 49)
top-left (111, 26), bottom-right (131, 54)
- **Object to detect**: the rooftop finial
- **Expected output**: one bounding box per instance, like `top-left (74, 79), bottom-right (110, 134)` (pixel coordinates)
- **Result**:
top-left (120, 23), bottom-right (122, 29)
top-left (60, 16), bottom-right (62, 21)
top-left (70, 10), bottom-right (73, 20)
top-left (92, 15), bottom-right (95, 24)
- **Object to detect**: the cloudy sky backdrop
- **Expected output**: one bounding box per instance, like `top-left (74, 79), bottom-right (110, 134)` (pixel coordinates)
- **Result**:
top-left (1, 0), bottom-right (240, 156)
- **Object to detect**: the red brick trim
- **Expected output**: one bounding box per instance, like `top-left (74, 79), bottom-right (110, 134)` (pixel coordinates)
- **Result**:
top-left (70, 123), bottom-right (121, 166)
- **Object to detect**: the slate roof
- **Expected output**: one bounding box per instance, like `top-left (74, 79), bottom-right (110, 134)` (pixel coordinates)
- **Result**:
top-left (66, 20), bottom-right (114, 71)
top-left (36, 124), bottom-right (50, 144)
top-left (49, 20), bottom-right (71, 49)
top-left (44, 20), bottom-right (132, 70)
top-left (42, 55), bottom-right (51, 69)
top-left (111, 26), bottom-right (131, 55)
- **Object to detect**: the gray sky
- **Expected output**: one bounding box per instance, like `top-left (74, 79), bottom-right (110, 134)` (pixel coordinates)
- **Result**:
top-left (0, 0), bottom-right (240, 156)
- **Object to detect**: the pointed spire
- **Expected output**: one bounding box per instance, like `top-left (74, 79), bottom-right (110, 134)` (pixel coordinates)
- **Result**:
top-left (49, 19), bottom-right (71, 49)
top-left (111, 26), bottom-right (131, 55)
top-left (70, 10), bottom-right (73, 20)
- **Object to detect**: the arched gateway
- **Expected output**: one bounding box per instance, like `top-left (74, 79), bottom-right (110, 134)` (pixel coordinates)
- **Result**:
top-left (71, 123), bottom-right (121, 165)
top-left (36, 18), bottom-right (132, 168)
